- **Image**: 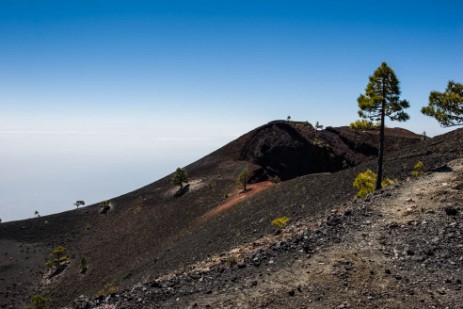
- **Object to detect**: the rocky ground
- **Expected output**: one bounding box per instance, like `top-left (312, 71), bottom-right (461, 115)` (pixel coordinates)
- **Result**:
top-left (1, 123), bottom-right (461, 308)
top-left (73, 158), bottom-right (463, 309)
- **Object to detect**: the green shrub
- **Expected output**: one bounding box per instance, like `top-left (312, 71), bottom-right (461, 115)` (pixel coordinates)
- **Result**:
top-left (272, 216), bottom-right (290, 229)
top-left (273, 176), bottom-right (281, 184)
top-left (349, 119), bottom-right (381, 130)
top-left (46, 245), bottom-right (68, 269)
top-left (410, 161), bottom-right (424, 177)
top-left (99, 201), bottom-right (111, 214)
top-left (30, 294), bottom-right (51, 309)
top-left (80, 256), bottom-right (88, 274)
top-left (353, 169), bottom-right (394, 198)
top-left (98, 283), bottom-right (118, 297)
top-left (381, 178), bottom-right (395, 187)
top-left (237, 168), bottom-right (249, 191)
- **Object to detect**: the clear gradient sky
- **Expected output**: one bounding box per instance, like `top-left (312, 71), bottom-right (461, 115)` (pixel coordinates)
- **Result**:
top-left (1, 0), bottom-right (462, 222)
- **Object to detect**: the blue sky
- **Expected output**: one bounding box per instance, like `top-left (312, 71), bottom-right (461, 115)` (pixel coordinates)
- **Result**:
top-left (0, 0), bottom-right (462, 221)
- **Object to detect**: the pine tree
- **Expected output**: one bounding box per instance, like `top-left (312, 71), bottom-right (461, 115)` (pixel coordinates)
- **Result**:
top-left (171, 167), bottom-right (189, 189)
top-left (237, 168), bottom-right (249, 192)
top-left (315, 121), bottom-right (324, 130)
top-left (421, 81), bottom-right (463, 127)
top-left (357, 62), bottom-right (410, 190)
top-left (74, 200), bottom-right (85, 209)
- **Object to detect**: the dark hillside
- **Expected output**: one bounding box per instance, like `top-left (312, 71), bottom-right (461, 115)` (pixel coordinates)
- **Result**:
top-left (0, 121), bottom-right (439, 308)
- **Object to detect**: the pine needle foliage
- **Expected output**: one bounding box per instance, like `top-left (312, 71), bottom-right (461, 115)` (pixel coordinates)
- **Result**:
top-left (45, 245), bottom-right (68, 269)
top-left (421, 81), bottom-right (463, 127)
top-left (349, 119), bottom-right (381, 130)
top-left (171, 167), bottom-right (189, 189)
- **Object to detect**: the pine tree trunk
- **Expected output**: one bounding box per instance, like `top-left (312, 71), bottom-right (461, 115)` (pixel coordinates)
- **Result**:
top-left (376, 90), bottom-right (386, 190)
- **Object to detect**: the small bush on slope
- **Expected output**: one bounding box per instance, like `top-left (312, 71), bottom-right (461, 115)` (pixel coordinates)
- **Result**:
top-left (411, 161), bottom-right (425, 177)
top-left (21, 294), bottom-right (51, 309)
top-left (353, 169), bottom-right (394, 198)
top-left (272, 216), bottom-right (290, 229)
top-left (46, 245), bottom-right (68, 269)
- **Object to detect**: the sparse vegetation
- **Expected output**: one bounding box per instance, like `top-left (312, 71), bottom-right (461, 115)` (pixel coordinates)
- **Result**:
top-left (171, 167), bottom-right (189, 189)
top-left (24, 294), bottom-right (51, 309)
top-left (357, 62), bottom-right (410, 190)
top-left (273, 176), bottom-right (281, 184)
top-left (80, 256), bottom-right (88, 274)
top-left (353, 169), bottom-right (395, 198)
top-left (342, 160), bottom-right (349, 169)
top-left (287, 115), bottom-right (291, 121)
top-left (315, 121), bottom-right (324, 130)
top-left (313, 137), bottom-right (329, 148)
top-left (237, 168), bottom-right (249, 192)
top-left (74, 200), bottom-right (85, 209)
top-left (34, 210), bottom-right (40, 218)
top-left (46, 245), bottom-right (68, 270)
top-left (353, 169), bottom-right (376, 198)
top-left (421, 81), bottom-right (463, 127)
top-left (410, 161), bottom-right (424, 177)
top-left (272, 216), bottom-right (290, 229)
top-left (349, 119), bottom-right (380, 130)
top-left (97, 283), bottom-right (118, 298)
top-left (226, 254), bottom-right (238, 267)
top-left (100, 201), bottom-right (111, 214)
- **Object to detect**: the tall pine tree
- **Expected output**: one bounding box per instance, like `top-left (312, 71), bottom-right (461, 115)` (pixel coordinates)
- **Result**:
top-left (357, 62), bottom-right (410, 190)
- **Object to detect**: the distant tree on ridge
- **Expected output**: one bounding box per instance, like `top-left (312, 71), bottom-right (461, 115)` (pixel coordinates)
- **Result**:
top-left (74, 200), bottom-right (85, 209)
top-left (315, 121), bottom-right (324, 130)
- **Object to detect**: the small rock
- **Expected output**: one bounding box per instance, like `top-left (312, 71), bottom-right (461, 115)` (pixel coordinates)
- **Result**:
top-left (288, 289), bottom-right (295, 297)
top-left (437, 288), bottom-right (446, 295)
top-left (444, 206), bottom-right (458, 216)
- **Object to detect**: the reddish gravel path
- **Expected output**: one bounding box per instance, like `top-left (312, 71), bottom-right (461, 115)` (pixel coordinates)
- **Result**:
top-left (197, 181), bottom-right (274, 224)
